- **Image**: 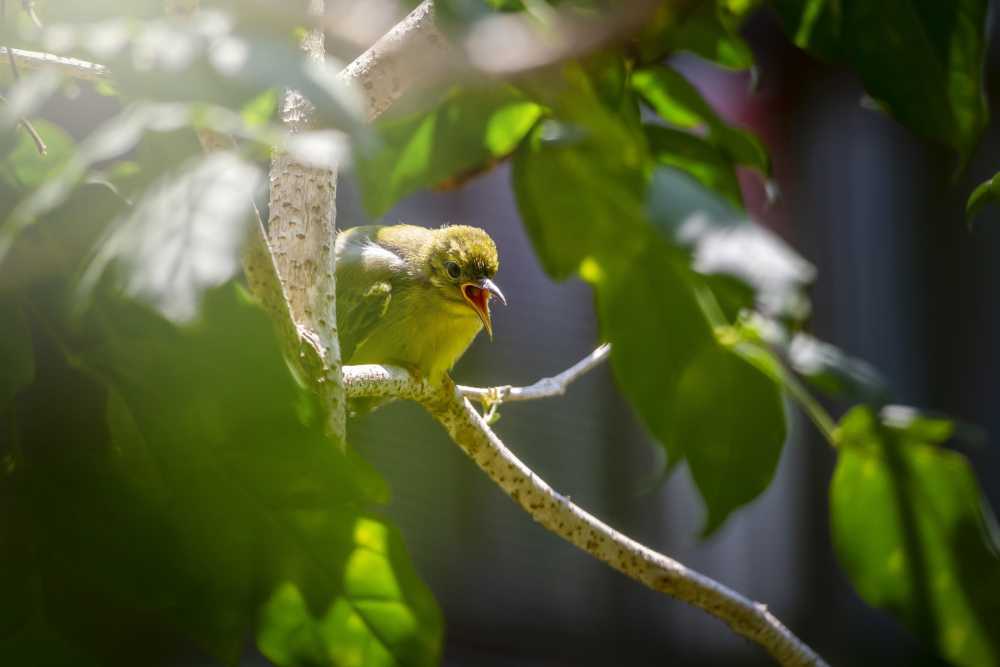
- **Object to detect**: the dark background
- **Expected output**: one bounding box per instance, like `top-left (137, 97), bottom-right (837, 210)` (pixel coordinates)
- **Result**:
top-left (339, 8), bottom-right (1000, 667)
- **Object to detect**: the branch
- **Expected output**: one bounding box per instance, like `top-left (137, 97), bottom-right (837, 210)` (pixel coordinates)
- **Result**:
top-left (266, 0), bottom-right (347, 443)
top-left (0, 47), bottom-right (109, 81)
top-left (458, 342), bottom-right (610, 405)
top-left (343, 364), bottom-right (828, 667)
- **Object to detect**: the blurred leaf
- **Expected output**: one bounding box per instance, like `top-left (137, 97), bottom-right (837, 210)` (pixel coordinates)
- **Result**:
top-left (788, 333), bottom-right (889, 404)
top-left (0, 300), bottom-right (33, 405)
top-left (30, 13), bottom-right (363, 132)
top-left (645, 124), bottom-right (743, 206)
top-left (258, 519), bottom-right (443, 667)
top-left (666, 1), bottom-right (754, 69)
top-left (832, 406), bottom-right (1000, 667)
top-left (632, 65), bottom-right (770, 175)
top-left (83, 152), bottom-right (262, 324)
top-left (0, 119), bottom-right (75, 188)
top-left (356, 85), bottom-right (541, 217)
top-left (772, 0), bottom-right (989, 160)
top-left (0, 182), bottom-right (129, 293)
top-left (966, 172), bottom-right (1000, 228)
top-left (2, 282), bottom-right (442, 666)
top-left (648, 167), bottom-right (814, 320)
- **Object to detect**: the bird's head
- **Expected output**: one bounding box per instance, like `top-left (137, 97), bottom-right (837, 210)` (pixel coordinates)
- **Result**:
top-left (425, 225), bottom-right (506, 338)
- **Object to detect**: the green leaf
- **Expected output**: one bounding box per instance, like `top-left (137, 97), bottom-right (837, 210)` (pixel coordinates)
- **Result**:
top-left (356, 85), bottom-right (541, 217)
top-left (0, 300), bottom-right (33, 406)
top-left (645, 124), bottom-right (743, 206)
top-left (595, 241), bottom-right (715, 467)
top-left (513, 118), bottom-right (647, 280)
top-left (0, 119), bottom-right (75, 188)
top-left (671, 345), bottom-right (786, 535)
top-left (82, 151), bottom-right (263, 323)
top-left (666, 1), bottom-right (755, 70)
top-left (772, 0), bottom-right (989, 160)
top-left (832, 406), bottom-right (1000, 667)
top-left (632, 65), bottom-right (770, 175)
top-left (966, 172), bottom-right (1000, 228)
top-left (2, 284), bottom-right (442, 666)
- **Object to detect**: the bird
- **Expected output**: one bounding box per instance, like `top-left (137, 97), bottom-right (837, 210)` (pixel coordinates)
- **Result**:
top-left (334, 223), bottom-right (506, 388)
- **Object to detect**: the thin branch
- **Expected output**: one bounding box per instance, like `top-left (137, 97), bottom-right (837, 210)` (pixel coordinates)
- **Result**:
top-left (343, 364), bottom-right (829, 667)
top-left (0, 47), bottom-right (108, 80)
top-left (459, 342), bottom-right (610, 405)
top-left (20, 0), bottom-right (41, 30)
top-left (3, 48), bottom-right (46, 155)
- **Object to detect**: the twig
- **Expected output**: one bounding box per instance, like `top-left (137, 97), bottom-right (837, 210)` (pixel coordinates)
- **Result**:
top-left (20, 0), bottom-right (41, 30)
top-left (0, 47), bottom-right (109, 80)
top-left (343, 364), bottom-right (829, 667)
top-left (4, 48), bottom-right (46, 155)
top-left (459, 342), bottom-right (610, 407)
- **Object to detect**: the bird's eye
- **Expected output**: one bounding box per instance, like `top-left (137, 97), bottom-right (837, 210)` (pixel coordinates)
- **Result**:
top-left (445, 261), bottom-right (461, 279)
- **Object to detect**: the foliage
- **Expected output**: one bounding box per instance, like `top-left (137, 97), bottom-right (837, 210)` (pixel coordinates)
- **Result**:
top-left (1, 0), bottom-right (998, 665)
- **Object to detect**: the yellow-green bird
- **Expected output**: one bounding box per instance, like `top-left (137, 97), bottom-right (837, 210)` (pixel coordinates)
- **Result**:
top-left (335, 224), bottom-right (506, 383)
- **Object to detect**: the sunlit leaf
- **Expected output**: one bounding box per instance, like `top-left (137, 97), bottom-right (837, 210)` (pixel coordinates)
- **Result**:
top-left (832, 406), bottom-right (1000, 667)
top-left (356, 85), bottom-right (542, 217)
top-left (632, 65), bottom-right (770, 175)
top-left (83, 152), bottom-right (262, 323)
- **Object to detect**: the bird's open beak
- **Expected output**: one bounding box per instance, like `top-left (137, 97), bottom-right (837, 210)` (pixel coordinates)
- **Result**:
top-left (461, 278), bottom-right (506, 339)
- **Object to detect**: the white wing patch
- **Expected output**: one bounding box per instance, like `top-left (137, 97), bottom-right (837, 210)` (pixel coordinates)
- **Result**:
top-left (360, 241), bottom-right (406, 273)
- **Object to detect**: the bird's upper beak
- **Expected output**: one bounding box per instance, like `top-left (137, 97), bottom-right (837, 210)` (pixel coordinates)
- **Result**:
top-left (461, 277), bottom-right (506, 339)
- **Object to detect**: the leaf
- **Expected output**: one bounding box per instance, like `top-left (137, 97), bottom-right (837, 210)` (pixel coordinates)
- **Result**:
top-left (83, 151), bottom-right (262, 323)
top-left (772, 0), bottom-right (989, 160)
top-left (0, 119), bottom-right (75, 188)
top-left (513, 118), bottom-right (647, 280)
top-left (832, 406), bottom-right (1000, 667)
top-left (2, 283), bottom-right (443, 666)
top-left (670, 345), bottom-right (786, 535)
top-left (645, 124), bottom-right (743, 206)
top-left (665, 1), bottom-right (755, 70)
top-left (0, 300), bottom-right (33, 406)
top-left (648, 167), bottom-right (814, 320)
top-left (632, 65), bottom-right (770, 175)
top-left (966, 172), bottom-right (1000, 228)
top-left (356, 85), bottom-right (542, 217)
top-left (596, 241), bottom-right (715, 467)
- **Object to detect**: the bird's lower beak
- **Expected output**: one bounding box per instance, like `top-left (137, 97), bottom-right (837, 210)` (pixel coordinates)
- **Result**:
top-left (461, 278), bottom-right (506, 340)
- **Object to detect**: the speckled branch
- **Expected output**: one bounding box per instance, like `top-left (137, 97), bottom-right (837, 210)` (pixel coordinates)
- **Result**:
top-left (334, 1), bottom-right (451, 122)
top-left (342, 363), bottom-right (828, 667)
top-left (266, 0), bottom-right (347, 443)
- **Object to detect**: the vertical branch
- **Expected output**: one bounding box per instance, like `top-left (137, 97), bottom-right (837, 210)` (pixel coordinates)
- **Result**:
top-left (267, 0), bottom-right (346, 443)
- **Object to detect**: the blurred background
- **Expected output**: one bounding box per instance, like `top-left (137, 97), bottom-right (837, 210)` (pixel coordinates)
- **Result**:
top-left (36, 3), bottom-right (1000, 666)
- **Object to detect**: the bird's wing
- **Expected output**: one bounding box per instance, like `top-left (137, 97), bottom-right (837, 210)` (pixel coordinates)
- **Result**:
top-left (335, 227), bottom-right (404, 363)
